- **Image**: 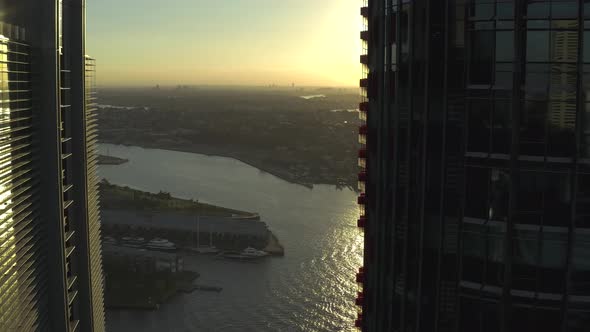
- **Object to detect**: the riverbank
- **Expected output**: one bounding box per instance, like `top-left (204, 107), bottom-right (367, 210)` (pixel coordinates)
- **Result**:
top-left (100, 141), bottom-right (345, 189)
top-left (263, 232), bottom-right (285, 256)
top-left (99, 180), bottom-right (256, 217)
top-left (100, 182), bottom-right (284, 254)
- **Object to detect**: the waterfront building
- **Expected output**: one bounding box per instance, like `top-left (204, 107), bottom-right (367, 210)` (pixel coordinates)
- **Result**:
top-left (0, 0), bottom-right (105, 331)
top-left (357, 1), bottom-right (590, 331)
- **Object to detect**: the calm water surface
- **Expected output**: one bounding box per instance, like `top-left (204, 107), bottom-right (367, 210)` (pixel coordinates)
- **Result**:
top-left (99, 144), bottom-right (362, 332)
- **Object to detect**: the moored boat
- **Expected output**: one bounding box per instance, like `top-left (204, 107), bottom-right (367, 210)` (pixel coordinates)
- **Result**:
top-left (145, 238), bottom-right (177, 251)
top-left (241, 247), bottom-right (269, 257)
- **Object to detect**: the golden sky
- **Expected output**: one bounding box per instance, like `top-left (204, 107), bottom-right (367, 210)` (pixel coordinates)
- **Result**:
top-left (87, 0), bottom-right (362, 87)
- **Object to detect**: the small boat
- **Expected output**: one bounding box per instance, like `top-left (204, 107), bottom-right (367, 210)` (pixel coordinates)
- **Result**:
top-left (121, 236), bottom-right (145, 248)
top-left (241, 247), bottom-right (269, 258)
top-left (145, 238), bottom-right (177, 251)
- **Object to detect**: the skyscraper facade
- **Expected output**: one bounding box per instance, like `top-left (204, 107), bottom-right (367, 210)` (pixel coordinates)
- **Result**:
top-left (0, 0), bottom-right (105, 331)
top-left (357, 1), bottom-right (590, 331)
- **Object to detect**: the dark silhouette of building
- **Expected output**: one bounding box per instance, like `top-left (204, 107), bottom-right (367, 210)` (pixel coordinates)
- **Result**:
top-left (357, 1), bottom-right (590, 331)
top-left (0, 0), bottom-right (105, 331)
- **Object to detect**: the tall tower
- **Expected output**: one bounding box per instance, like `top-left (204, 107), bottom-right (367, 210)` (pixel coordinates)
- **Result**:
top-left (0, 0), bottom-right (105, 331)
top-left (357, 1), bottom-right (590, 331)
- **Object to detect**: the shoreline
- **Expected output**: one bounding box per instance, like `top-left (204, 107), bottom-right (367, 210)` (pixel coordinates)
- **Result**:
top-left (99, 141), bottom-right (356, 190)
top-left (100, 183), bottom-right (285, 255)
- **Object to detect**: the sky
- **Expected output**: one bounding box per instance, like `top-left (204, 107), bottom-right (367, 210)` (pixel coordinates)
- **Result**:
top-left (87, 0), bottom-right (362, 87)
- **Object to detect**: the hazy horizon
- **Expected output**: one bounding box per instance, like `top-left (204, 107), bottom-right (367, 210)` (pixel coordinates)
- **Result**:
top-left (87, 0), bottom-right (361, 87)
top-left (94, 83), bottom-right (359, 89)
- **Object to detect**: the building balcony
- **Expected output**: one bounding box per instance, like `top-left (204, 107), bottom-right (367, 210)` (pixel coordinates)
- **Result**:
top-left (358, 171), bottom-right (367, 192)
top-left (355, 313), bottom-right (363, 327)
top-left (355, 292), bottom-right (364, 306)
top-left (360, 78), bottom-right (368, 88)
top-left (358, 193), bottom-right (367, 205)
top-left (360, 30), bottom-right (369, 41)
top-left (359, 75), bottom-right (374, 98)
top-left (360, 6), bottom-right (368, 18)
top-left (358, 148), bottom-right (367, 168)
top-left (360, 54), bottom-right (368, 65)
top-left (358, 193), bottom-right (366, 215)
top-left (359, 125), bottom-right (367, 145)
top-left (359, 102), bottom-right (368, 121)
top-left (357, 216), bottom-right (366, 229)
top-left (356, 269), bottom-right (365, 283)
top-left (359, 102), bottom-right (368, 113)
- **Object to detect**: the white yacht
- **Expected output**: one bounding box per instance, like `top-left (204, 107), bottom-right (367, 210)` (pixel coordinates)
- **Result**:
top-left (145, 238), bottom-right (177, 251)
top-left (121, 236), bottom-right (145, 248)
top-left (241, 247), bottom-right (269, 258)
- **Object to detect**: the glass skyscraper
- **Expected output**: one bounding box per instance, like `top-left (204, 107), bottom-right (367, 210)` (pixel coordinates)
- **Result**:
top-left (357, 1), bottom-right (590, 331)
top-left (0, 0), bottom-right (105, 331)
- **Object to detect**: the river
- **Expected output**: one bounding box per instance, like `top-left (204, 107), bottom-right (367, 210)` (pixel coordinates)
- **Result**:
top-left (98, 144), bottom-right (363, 332)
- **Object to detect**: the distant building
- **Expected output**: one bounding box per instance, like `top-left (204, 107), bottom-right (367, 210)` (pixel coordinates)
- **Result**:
top-left (0, 1), bottom-right (105, 331)
top-left (357, 2), bottom-right (590, 331)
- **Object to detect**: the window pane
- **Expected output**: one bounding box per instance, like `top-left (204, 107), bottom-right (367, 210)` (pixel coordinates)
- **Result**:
top-left (521, 100), bottom-right (547, 155)
top-left (545, 172), bottom-right (571, 226)
top-left (496, 31), bottom-right (513, 62)
top-left (527, 31), bottom-right (550, 62)
top-left (528, 20), bottom-right (550, 29)
top-left (473, 3), bottom-right (493, 20)
top-left (517, 171), bottom-right (544, 211)
top-left (528, 2), bottom-right (550, 18)
top-left (492, 99), bottom-right (511, 154)
top-left (490, 169), bottom-right (509, 220)
top-left (468, 99), bottom-right (491, 152)
top-left (465, 167), bottom-right (489, 218)
top-left (548, 101), bottom-right (576, 157)
top-left (551, 2), bottom-right (578, 19)
top-left (470, 30), bottom-right (494, 84)
top-left (551, 29), bottom-right (578, 63)
top-left (496, 3), bottom-right (513, 19)
top-left (525, 64), bottom-right (550, 98)
top-left (549, 67), bottom-right (577, 99)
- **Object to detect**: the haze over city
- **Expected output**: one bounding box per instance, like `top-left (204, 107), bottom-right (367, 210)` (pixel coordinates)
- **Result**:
top-left (87, 0), bottom-right (362, 87)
